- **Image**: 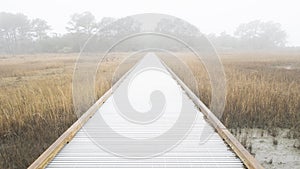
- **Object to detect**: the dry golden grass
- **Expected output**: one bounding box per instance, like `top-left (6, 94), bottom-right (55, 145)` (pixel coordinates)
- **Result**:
top-left (0, 53), bottom-right (138, 168)
top-left (0, 51), bottom-right (299, 168)
top-left (160, 52), bottom-right (300, 134)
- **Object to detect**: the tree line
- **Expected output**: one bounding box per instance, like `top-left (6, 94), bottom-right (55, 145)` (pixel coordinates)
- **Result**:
top-left (0, 11), bottom-right (288, 54)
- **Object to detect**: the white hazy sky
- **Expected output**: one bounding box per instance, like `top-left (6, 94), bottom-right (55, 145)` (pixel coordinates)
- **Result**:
top-left (1, 0), bottom-right (300, 46)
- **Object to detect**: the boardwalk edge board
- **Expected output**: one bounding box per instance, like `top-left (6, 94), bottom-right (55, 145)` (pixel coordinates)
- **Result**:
top-left (160, 59), bottom-right (264, 169)
top-left (29, 55), bottom-right (263, 169)
top-left (28, 58), bottom-right (141, 169)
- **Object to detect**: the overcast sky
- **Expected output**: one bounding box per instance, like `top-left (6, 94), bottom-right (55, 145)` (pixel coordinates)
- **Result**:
top-left (1, 0), bottom-right (300, 46)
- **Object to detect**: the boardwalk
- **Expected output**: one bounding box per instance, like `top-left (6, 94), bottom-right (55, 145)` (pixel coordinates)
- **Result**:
top-left (31, 53), bottom-right (261, 168)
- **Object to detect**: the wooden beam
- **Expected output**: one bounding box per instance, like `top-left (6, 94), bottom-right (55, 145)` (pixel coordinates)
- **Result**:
top-left (28, 60), bottom-right (139, 169)
top-left (161, 59), bottom-right (264, 169)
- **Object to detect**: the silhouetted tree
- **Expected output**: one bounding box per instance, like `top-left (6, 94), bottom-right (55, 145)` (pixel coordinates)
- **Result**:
top-left (234, 20), bottom-right (287, 49)
top-left (31, 18), bottom-right (51, 41)
top-left (0, 12), bottom-right (31, 54)
top-left (95, 17), bottom-right (141, 51)
top-left (66, 11), bottom-right (98, 51)
top-left (66, 11), bottom-right (98, 35)
top-left (0, 12), bottom-right (291, 54)
top-left (155, 18), bottom-right (207, 51)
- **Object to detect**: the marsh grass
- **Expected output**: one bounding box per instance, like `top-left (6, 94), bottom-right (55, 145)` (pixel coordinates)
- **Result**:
top-left (160, 52), bottom-right (300, 133)
top-left (0, 52), bottom-right (299, 168)
top-left (0, 53), bottom-right (136, 168)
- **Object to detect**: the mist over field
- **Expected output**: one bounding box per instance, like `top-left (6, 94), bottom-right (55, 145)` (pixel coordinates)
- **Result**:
top-left (0, 1), bottom-right (300, 169)
top-left (0, 11), bottom-right (296, 54)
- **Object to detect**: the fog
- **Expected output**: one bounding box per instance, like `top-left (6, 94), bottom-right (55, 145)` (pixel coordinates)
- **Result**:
top-left (0, 0), bottom-right (300, 55)
top-left (1, 0), bottom-right (300, 46)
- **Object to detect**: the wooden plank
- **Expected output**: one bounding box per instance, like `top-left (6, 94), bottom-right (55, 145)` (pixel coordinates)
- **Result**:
top-left (46, 53), bottom-right (245, 168)
top-left (30, 54), bottom-right (262, 169)
top-left (28, 59), bottom-right (140, 169)
top-left (160, 59), bottom-right (264, 169)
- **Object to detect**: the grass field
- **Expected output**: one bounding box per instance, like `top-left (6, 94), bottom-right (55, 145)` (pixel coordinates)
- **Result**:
top-left (0, 52), bottom-right (299, 168)
top-left (161, 52), bottom-right (300, 131)
top-left (0, 53), bottom-right (137, 168)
